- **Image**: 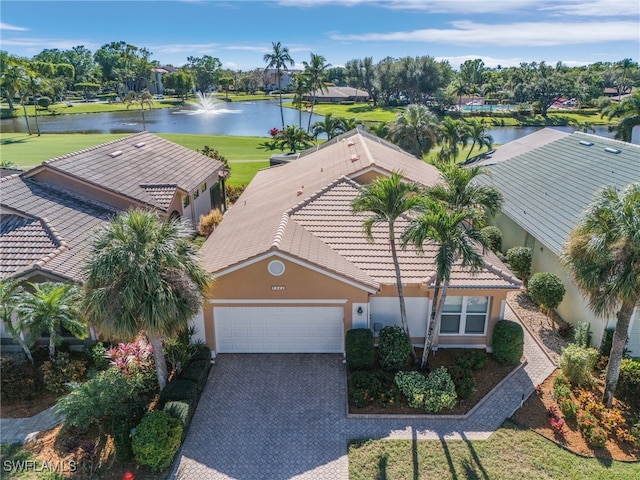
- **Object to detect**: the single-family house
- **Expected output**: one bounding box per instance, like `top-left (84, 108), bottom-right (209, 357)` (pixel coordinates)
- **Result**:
top-left (23, 131), bottom-right (228, 226)
top-left (475, 128), bottom-right (640, 356)
top-left (302, 86), bottom-right (370, 104)
top-left (199, 128), bottom-right (521, 355)
top-left (0, 132), bottom-right (227, 346)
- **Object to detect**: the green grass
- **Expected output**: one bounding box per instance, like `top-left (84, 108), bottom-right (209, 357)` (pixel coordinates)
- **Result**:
top-left (1, 99), bottom-right (180, 118)
top-left (348, 421), bottom-right (640, 480)
top-left (297, 103), bottom-right (404, 123)
top-left (0, 444), bottom-right (64, 479)
top-left (0, 132), bottom-right (270, 187)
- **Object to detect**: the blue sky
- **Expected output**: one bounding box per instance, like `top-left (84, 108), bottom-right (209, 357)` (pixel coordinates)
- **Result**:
top-left (1, 0), bottom-right (638, 70)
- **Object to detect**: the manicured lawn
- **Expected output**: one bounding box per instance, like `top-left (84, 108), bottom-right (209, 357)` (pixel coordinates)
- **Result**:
top-left (300, 103), bottom-right (404, 123)
top-left (348, 421), bottom-right (640, 480)
top-left (1, 99), bottom-right (180, 118)
top-left (0, 444), bottom-right (64, 479)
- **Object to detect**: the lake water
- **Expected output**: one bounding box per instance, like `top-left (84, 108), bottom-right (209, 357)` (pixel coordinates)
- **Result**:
top-left (1, 99), bottom-right (637, 145)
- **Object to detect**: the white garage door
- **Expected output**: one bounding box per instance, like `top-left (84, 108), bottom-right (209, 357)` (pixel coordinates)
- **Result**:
top-left (214, 306), bottom-right (344, 353)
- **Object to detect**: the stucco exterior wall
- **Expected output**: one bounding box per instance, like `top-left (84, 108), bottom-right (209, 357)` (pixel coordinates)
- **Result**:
top-left (493, 213), bottom-right (610, 348)
top-left (204, 255), bottom-right (371, 350)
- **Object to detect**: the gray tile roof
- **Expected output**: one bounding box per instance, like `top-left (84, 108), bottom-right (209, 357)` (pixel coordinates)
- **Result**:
top-left (0, 175), bottom-right (115, 281)
top-left (477, 129), bottom-right (640, 255)
top-left (26, 132), bottom-right (223, 211)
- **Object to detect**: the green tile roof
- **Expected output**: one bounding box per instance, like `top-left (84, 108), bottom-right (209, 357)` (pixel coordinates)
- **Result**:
top-left (477, 130), bottom-right (640, 256)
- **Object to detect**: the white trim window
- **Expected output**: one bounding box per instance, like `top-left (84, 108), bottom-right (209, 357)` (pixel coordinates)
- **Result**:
top-left (440, 296), bottom-right (489, 335)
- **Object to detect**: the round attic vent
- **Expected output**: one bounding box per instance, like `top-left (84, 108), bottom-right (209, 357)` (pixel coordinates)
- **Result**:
top-left (268, 260), bottom-right (286, 276)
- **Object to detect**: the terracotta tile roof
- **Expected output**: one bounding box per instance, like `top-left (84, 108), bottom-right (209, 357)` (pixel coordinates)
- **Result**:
top-left (0, 175), bottom-right (115, 281)
top-left (25, 132), bottom-right (223, 211)
top-left (201, 129), bottom-right (521, 291)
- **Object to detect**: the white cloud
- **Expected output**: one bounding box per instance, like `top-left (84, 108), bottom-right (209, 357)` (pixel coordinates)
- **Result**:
top-left (438, 54), bottom-right (591, 70)
top-left (539, 0), bottom-right (639, 17)
top-left (0, 22), bottom-right (28, 31)
top-left (0, 37), bottom-right (98, 50)
top-left (330, 21), bottom-right (639, 46)
top-left (150, 43), bottom-right (221, 54)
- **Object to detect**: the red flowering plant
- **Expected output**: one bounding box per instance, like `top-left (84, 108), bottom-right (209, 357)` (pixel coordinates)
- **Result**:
top-left (547, 405), bottom-right (566, 436)
top-left (106, 334), bottom-right (157, 393)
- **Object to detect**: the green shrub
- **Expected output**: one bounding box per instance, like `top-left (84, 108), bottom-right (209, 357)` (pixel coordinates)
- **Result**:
top-left (378, 326), bottom-right (411, 371)
top-left (527, 272), bottom-right (565, 315)
top-left (37, 96), bottom-right (51, 109)
top-left (349, 388), bottom-right (371, 408)
top-left (179, 360), bottom-right (210, 391)
top-left (350, 371), bottom-right (381, 392)
top-left (553, 375), bottom-right (571, 401)
top-left (56, 368), bottom-right (135, 433)
top-left (164, 400), bottom-right (192, 428)
top-left (617, 358), bottom-right (640, 401)
top-left (480, 226), bottom-right (502, 252)
top-left (454, 372), bottom-right (476, 400)
top-left (40, 352), bottom-right (87, 393)
top-left (492, 320), bottom-right (524, 365)
top-left (164, 327), bottom-right (199, 375)
top-left (600, 327), bottom-right (615, 356)
top-left (454, 350), bottom-right (488, 371)
top-left (577, 411), bottom-right (607, 448)
top-left (88, 342), bottom-right (110, 370)
top-left (506, 247), bottom-right (532, 283)
top-left (0, 359), bottom-right (41, 402)
top-left (345, 329), bottom-right (375, 371)
top-left (395, 368), bottom-right (457, 412)
top-left (573, 322), bottom-right (592, 348)
top-left (132, 411), bottom-right (183, 473)
top-left (559, 344), bottom-right (598, 386)
top-left (191, 344), bottom-right (212, 363)
top-left (558, 397), bottom-right (578, 421)
top-left (159, 379), bottom-right (199, 408)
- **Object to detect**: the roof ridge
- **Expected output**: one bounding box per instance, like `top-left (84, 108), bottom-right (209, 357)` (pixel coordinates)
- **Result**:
top-left (286, 175), bottom-right (361, 216)
top-left (24, 178), bottom-right (120, 214)
top-left (140, 183), bottom-right (179, 188)
top-left (271, 212), bottom-right (289, 249)
top-left (41, 132), bottom-right (146, 165)
top-left (0, 173), bottom-right (21, 183)
top-left (482, 260), bottom-right (523, 286)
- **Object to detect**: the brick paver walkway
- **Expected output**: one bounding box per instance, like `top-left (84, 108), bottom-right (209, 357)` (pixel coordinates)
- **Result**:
top-left (173, 306), bottom-right (556, 480)
top-left (0, 407), bottom-right (61, 444)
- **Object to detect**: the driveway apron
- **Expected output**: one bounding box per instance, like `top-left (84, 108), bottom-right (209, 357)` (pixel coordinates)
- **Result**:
top-left (173, 354), bottom-right (349, 480)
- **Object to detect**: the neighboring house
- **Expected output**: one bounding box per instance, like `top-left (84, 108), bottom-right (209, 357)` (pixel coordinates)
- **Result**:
top-left (0, 132), bottom-right (227, 345)
top-left (302, 86), bottom-right (370, 103)
top-left (263, 69), bottom-right (300, 92)
top-left (476, 128), bottom-right (640, 356)
top-left (24, 131), bottom-right (228, 226)
top-left (148, 66), bottom-right (179, 95)
top-left (198, 128), bottom-right (521, 355)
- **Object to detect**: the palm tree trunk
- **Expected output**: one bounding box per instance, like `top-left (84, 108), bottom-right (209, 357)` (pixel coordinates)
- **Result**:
top-left (421, 280), bottom-right (441, 368)
top-left (422, 282), bottom-right (449, 370)
top-left (141, 108), bottom-right (146, 131)
top-left (16, 332), bottom-right (34, 364)
top-left (602, 302), bottom-right (634, 407)
top-left (278, 77), bottom-right (285, 129)
top-left (148, 333), bottom-right (169, 390)
top-left (21, 100), bottom-right (32, 135)
top-left (48, 328), bottom-right (56, 359)
top-left (306, 93), bottom-right (316, 133)
top-left (33, 99), bottom-right (40, 136)
top-left (389, 224), bottom-right (417, 363)
top-left (465, 140), bottom-right (477, 161)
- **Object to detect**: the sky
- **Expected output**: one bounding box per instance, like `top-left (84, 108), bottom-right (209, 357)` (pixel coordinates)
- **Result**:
top-left (1, 0), bottom-right (638, 71)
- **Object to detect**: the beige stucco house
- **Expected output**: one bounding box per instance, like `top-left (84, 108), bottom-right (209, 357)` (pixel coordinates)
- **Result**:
top-left (475, 128), bottom-right (640, 356)
top-left (199, 129), bottom-right (521, 355)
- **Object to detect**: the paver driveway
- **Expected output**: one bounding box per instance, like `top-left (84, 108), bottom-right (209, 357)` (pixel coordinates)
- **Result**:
top-left (173, 354), bottom-right (349, 479)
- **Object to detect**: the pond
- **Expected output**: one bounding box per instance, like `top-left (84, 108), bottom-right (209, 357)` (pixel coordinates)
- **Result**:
top-left (1, 99), bottom-right (637, 145)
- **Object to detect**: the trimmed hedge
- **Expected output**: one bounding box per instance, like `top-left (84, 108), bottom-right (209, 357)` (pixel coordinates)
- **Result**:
top-left (345, 329), bottom-right (375, 371)
top-left (378, 326), bottom-right (411, 371)
top-left (527, 272), bottom-right (565, 313)
top-left (506, 247), bottom-right (532, 283)
top-left (159, 379), bottom-right (199, 408)
top-left (132, 411), bottom-right (183, 473)
top-left (492, 320), bottom-right (524, 365)
top-left (179, 360), bottom-right (210, 391)
top-left (164, 400), bottom-right (193, 428)
top-left (191, 345), bottom-right (212, 363)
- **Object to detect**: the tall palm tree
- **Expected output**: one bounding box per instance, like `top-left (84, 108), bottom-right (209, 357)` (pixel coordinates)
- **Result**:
top-left (437, 117), bottom-right (470, 166)
top-left (24, 73), bottom-right (43, 136)
top-left (465, 119), bottom-right (493, 161)
top-left (562, 183), bottom-right (640, 407)
top-left (352, 172), bottom-right (422, 361)
top-left (82, 209), bottom-right (211, 390)
top-left (1, 61), bottom-right (24, 112)
top-left (302, 53), bottom-right (330, 132)
top-left (291, 73), bottom-right (308, 129)
top-left (388, 104), bottom-right (440, 158)
top-left (123, 88), bottom-right (154, 131)
top-left (263, 41), bottom-right (295, 129)
top-left (601, 89), bottom-right (640, 143)
top-left (0, 278), bottom-right (35, 363)
top-left (17, 282), bottom-right (87, 359)
top-left (402, 199), bottom-right (486, 368)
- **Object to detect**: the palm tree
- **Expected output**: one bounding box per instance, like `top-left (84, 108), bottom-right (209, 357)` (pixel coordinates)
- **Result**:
top-left (24, 73), bottom-right (43, 136)
top-left (562, 183), bottom-right (640, 407)
top-left (465, 119), bottom-right (493, 161)
top-left (1, 61), bottom-right (25, 112)
top-left (263, 41), bottom-right (295, 129)
top-left (437, 117), bottom-right (469, 166)
top-left (352, 172), bottom-right (422, 361)
top-left (0, 278), bottom-right (35, 363)
top-left (123, 88), bottom-right (154, 131)
top-left (312, 112), bottom-right (343, 140)
top-left (291, 73), bottom-right (308, 128)
top-left (402, 199), bottom-right (486, 368)
top-left (450, 75), bottom-right (469, 111)
top-left (17, 282), bottom-right (87, 359)
top-left (82, 209), bottom-right (211, 390)
top-left (601, 90), bottom-right (640, 143)
top-left (302, 53), bottom-right (331, 132)
top-left (388, 104), bottom-right (440, 158)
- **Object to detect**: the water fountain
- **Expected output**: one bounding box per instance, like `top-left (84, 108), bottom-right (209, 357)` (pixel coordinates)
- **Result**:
top-left (174, 91), bottom-right (240, 116)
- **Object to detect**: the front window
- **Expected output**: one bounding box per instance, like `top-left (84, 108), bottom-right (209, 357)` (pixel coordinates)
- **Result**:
top-left (440, 296), bottom-right (489, 335)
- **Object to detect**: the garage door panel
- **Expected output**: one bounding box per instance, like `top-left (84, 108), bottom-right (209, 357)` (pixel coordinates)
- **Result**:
top-left (214, 306), bottom-right (344, 353)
